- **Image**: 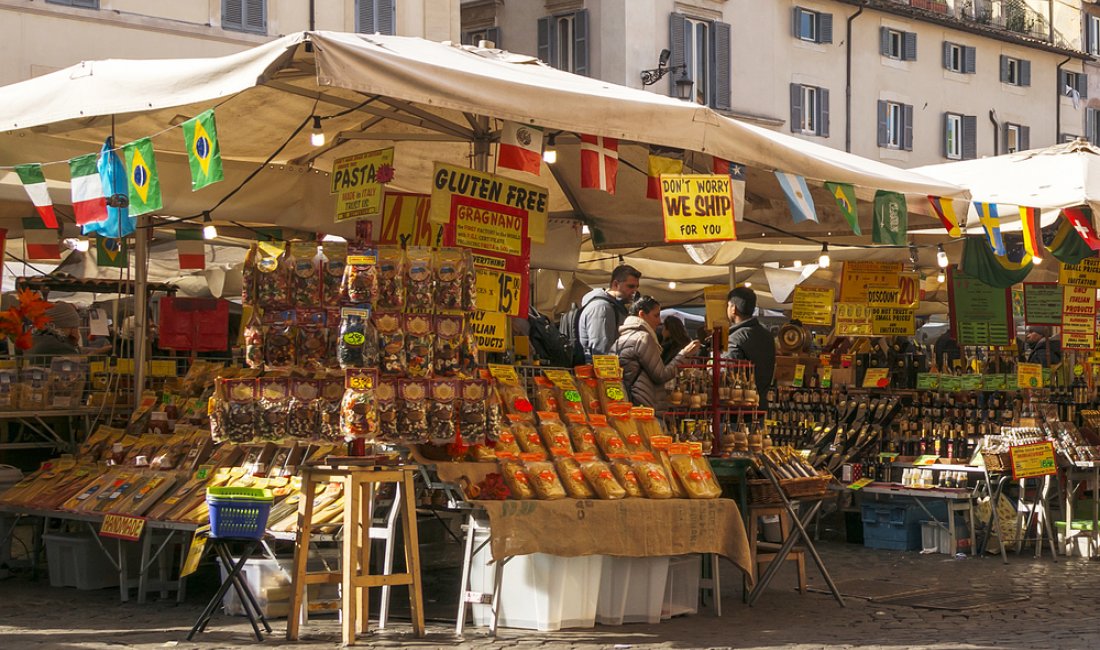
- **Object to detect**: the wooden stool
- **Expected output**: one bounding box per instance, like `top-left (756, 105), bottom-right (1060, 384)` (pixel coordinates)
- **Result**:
top-left (748, 504), bottom-right (806, 593)
top-left (286, 465), bottom-right (425, 645)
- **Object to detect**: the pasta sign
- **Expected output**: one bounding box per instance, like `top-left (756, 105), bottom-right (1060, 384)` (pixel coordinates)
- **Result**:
top-left (660, 174), bottom-right (737, 243)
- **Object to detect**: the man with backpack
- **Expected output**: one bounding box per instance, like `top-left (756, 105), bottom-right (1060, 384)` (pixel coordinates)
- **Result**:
top-left (568, 264), bottom-right (642, 362)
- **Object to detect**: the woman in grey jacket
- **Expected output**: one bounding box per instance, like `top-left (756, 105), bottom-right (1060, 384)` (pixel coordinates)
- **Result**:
top-left (610, 296), bottom-right (699, 413)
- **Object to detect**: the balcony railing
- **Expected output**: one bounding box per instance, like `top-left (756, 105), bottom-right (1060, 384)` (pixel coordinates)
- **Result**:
top-left (892, 0), bottom-right (1052, 42)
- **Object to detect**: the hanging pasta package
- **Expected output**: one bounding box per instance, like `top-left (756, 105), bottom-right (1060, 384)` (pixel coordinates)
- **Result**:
top-left (243, 312), bottom-right (265, 368)
top-left (223, 379), bottom-right (258, 444)
top-left (607, 455), bottom-right (644, 498)
top-left (376, 246), bottom-right (405, 311)
top-left (405, 246), bottom-right (434, 310)
top-left (241, 244), bottom-right (259, 306)
top-left (256, 377), bottom-right (290, 442)
top-left (295, 309), bottom-right (328, 366)
top-left (324, 307), bottom-right (342, 366)
top-left (404, 314), bottom-right (434, 379)
top-left (255, 241), bottom-right (291, 308)
top-left (337, 308), bottom-right (378, 369)
top-left (607, 403), bottom-right (648, 454)
top-left (537, 412), bottom-right (574, 456)
top-left (510, 414), bottom-right (548, 456)
top-left (590, 414), bottom-right (628, 457)
top-left (340, 369), bottom-right (379, 441)
top-left (499, 459), bottom-right (535, 500)
top-left (525, 458), bottom-right (566, 500)
top-left (433, 247), bottom-right (466, 311)
top-left (458, 380), bottom-right (490, 446)
top-left (374, 312), bottom-right (406, 375)
top-left (321, 241), bottom-right (348, 307)
top-left (287, 378), bottom-right (321, 441)
top-left (578, 455), bottom-right (627, 500)
top-left (376, 379), bottom-right (399, 442)
top-left (262, 311), bottom-right (296, 367)
top-left (398, 380), bottom-right (430, 444)
top-left (565, 414), bottom-right (600, 455)
top-left (433, 315), bottom-right (464, 377)
top-left (669, 450), bottom-right (722, 499)
top-left (631, 453), bottom-right (673, 499)
top-left (554, 456), bottom-right (596, 499)
top-left (342, 248), bottom-right (378, 305)
top-left (289, 242), bottom-right (321, 307)
top-left (318, 377), bottom-right (345, 442)
top-left (427, 379), bottom-right (458, 445)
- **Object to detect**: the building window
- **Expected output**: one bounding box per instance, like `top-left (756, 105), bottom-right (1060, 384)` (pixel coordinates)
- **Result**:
top-left (357, 0), bottom-right (395, 35)
top-left (1062, 70), bottom-right (1089, 99)
top-left (1090, 108), bottom-right (1100, 146)
top-left (223, 0), bottom-right (266, 34)
top-left (944, 113), bottom-right (976, 160)
top-left (880, 27), bottom-right (916, 61)
top-left (1004, 123), bottom-right (1030, 153)
top-left (877, 100), bottom-right (913, 151)
top-left (45, 0), bottom-right (98, 7)
top-left (790, 84), bottom-right (829, 137)
top-left (942, 42), bottom-right (975, 73)
top-left (1088, 15), bottom-right (1100, 56)
top-left (669, 14), bottom-right (731, 111)
top-left (538, 10), bottom-right (588, 75)
top-left (1000, 55), bottom-right (1031, 86)
top-left (793, 7), bottom-right (833, 44)
top-left (463, 27), bottom-right (501, 48)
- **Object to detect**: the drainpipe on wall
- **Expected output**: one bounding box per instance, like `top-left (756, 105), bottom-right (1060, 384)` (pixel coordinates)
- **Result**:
top-left (989, 109), bottom-right (999, 156)
top-left (1056, 56), bottom-right (1072, 142)
top-left (845, 2), bottom-right (865, 153)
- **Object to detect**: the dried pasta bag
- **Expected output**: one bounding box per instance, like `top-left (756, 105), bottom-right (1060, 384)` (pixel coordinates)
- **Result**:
top-left (433, 248), bottom-right (466, 311)
top-left (554, 456), bottom-right (596, 499)
top-left (510, 415), bottom-right (548, 456)
top-left (320, 241), bottom-right (348, 307)
top-left (490, 365), bottom-right (535, 419)
top-left (634, 407), bottom-right (666, 445)
top-left (574, 367), bottom-right (603, 415)
top-left (607, 403), bottom-right (648, 454)
top-left (525, 459), bottom-right (566, 500)
top-left (224, 379), bottom-right (257, 444)
top-left (287, 378), bottom-right (321, 440)
top-left (398, 380), bottom-right (429, 444)
top-left (340, 369), bottom-right (379, 441)
top-left (532, 376), bottom-right (559, 413)
top-left (374, 312), bottom-right (406, 376)
top-left (337, 308), bottom-right (377, 369)
top-left (589, 414), bottom-right (627, 457)
top-left (290, 241), bottom-right (321, 307)
top-left (376, 246), bottom-right (406, 311)
top-left (405, 246), bottom-right (434, 310)
top-left (376, 378), bottom-right (399, 442)
top-left (433, 315), bottom-right (463, 377)
top-left (458, 380), bottom-right (489, 446)
top-left (579, 457), bottom-right (627, 500)
top-left (262, 311), bottom-right (296, 367)
top-left (543, 372), bottom-right (586, 419)
top-left (318, 378), bottom-right (345, 442)
top-left (493, 425), bottom-right (522, 456)
top-left (499, 459), bottom-right (535, 500)
top-left (598, 376), bottom-right (630, 415)
top-left (427, 378), bottom-right (459, 445)
top-left (690, 453), bottom-right (723, 498)
top-left (241, 244), bottom-right (259, 306)
top-left (256, 241), bottom-right (291, 308)
top-left (631, 453), bottom-right (673, 499)
top-left (537, 411), bottom-right (574, 456)
top-left (256, 377), bottom-right (290, 442)
top-left (295, 309), bottom-right (328, 366)
top-left (243, 312), bottom-right (265, 368)
top-left (405, 314), bottom-right (434, 379)
top-left (608, 455), bottom-right (644, 498)
top-left (565, 414), bottom-right (600, 456)
top-left (670, 451), bottom-right (721, 499)
top-left (342, 248), bottom-right (378, 305)
top-left (650, 436), bottom-right (685, 498)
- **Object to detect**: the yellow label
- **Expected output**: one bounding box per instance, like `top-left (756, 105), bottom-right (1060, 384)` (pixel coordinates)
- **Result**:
top-left (1009, 441), bottom-right (1057, 479)
top-left (331, 147), bottom-right (394, 222)
top-left (180, 532), bottom-right (207, 577)
top-left (821, 365), bottom-right (833, 388)
top-left (792, 364), bottom-right (806, 387)
top-left (543, 369), bottom-right (578, 391)
top-left (791, 286), bottom-right (834, 326)
top-left (836, 302), bottom-right (873, 337)
top-left (1059, 257), bottom-right (1100, 288)
top-left (150, 360), bottom-right (177, 378)
top-left (839, 261), bottom-right (904, 303)
top-left (1017, 362), bottom-right (1043, 388)
top-left (862, 367), bottom-right (890, 389)
top-left (474, 267), bottom-right (524, 317)
top-left (470, 310), bottom-right (509, 352)
top-left (488, 364), bottom-right (520, 384)
top-left (659, 174), bottom-right (737, 243)
top-left (592, 355), bottom-right (622, 380)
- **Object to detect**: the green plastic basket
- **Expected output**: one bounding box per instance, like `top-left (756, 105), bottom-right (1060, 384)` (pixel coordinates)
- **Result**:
top-left (206, 486), bottom-right (273, 502)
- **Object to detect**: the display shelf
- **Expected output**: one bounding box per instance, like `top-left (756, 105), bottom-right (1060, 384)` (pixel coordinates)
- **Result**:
top-left (665, 408), bottom-right (764, 417)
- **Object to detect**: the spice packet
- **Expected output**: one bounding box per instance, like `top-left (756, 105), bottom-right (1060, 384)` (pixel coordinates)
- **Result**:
top-left (342, 247), bottom-right (378, 305)
top-left (374, 312), bottom-right (406, 375)
top-left (405, 246), bottom-right (434, 310)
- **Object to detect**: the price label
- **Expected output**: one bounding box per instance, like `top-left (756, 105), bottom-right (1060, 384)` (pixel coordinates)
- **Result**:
top-left (593, 355), bottom-right (622, 379)
top-left (862, 367), bottom-right (890, 388)
top-left (792, 364), bottom-right (806, 388)
top-left (475, 268), bottom-right (524, 317)
top-left (1010, 441), bottom-right (1057, 479)
top-left (848, 478), bottom-right (874, 490)
top-left (488, 364), bottom-right (520, 384)
top-left (820, 366), bottom-right (832, 389)
top-left (1017, 362), bottom-right (1043, 389)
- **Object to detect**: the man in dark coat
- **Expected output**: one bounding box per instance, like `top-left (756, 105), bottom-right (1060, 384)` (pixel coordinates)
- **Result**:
top-left (722, 287), bottom-right (776, 408)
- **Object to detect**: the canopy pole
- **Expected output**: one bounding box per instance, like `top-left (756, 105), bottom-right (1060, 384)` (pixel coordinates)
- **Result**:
top-left (133, 214), bottom-right (149, 401)
top-left (729, 264), bottom-right (736, 288)
top-left (472, 116), bottom-right (490, 172)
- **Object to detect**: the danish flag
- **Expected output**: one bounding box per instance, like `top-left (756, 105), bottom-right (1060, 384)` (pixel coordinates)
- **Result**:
top-left (580, 134), bottom-right (619, 194)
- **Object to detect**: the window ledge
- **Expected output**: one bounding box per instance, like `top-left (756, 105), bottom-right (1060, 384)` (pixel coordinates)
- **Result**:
top-left (717, 109), bottom-right (785, 128)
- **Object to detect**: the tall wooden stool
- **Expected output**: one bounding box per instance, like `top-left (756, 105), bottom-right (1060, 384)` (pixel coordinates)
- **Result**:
top-left (286, 464), bottom-right (425, 645)
top-left (748, 504), bottom-right (806, 593)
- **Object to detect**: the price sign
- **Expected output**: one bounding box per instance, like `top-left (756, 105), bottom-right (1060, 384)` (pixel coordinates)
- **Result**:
top-left (916, 373), bottom-right (940, 390)
top-left (345, 369), bottom-right (377, 390)
top-left (791, 286), bottom-right (835, 326)
top-left (593, 355), bottom-right (622, 379)
top-left (914, 455), bottom-right (939, 466)
top-left (488, 364), bottom-right (520, 384)
top-left (820, 366), bottom-right (832, 389)
top-left (848, 478), bottom-right (874, 490)
top-left (1010, 441), bottom-right (1057, 479)
top-left (181, 531), bottom-right (208, 577)
top-left (475, 267), bottom-right (524, 317)
top-left (100, 514), bottom-right (146, 542)
top-left (792, 364), bottom-right (806, 387)
top-left (1017, 362), bottom-right (1043, 389)
top-left (862, 367), bottom-right (890, 388)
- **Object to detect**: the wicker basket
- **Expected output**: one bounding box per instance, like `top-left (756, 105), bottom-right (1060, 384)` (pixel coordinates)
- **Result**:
top-left (748, 475), bottom-right (832, 505)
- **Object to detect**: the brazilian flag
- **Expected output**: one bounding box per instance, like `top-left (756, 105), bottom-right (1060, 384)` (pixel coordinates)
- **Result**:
top-left (96, 236), bottom-right (128, 268)
top-left (123, 137), bottom-right (162, 216)
top-left (182, 109), bottom-right (223, 191)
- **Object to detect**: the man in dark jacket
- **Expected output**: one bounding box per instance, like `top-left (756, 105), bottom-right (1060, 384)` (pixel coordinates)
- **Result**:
top-left (1025, 326), bottom-right (1062, 367)
top-left (722, 287), bottom-right (776, 408)
top-left (577, 264), bottom-right (640, 360)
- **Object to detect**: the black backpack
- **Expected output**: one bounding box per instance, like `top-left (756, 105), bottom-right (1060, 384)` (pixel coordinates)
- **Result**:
top-left (562, 293), bottom-right (619, 366)
top-left (526, 306), bottom-right (574, 368)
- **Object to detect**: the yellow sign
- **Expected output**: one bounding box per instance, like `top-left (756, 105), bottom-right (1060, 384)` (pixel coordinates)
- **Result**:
top-left (593, 355), bottom-right (622, 379)
top-left (430, 162), bottom-right (547, 243)
top-left (181, 532), bottom-right (207, 577)
top-left (470, 310), bottom-right (509, 352)
top-left (150, 360), bottom-right (177, 378)
top-left (331, 147), bottom-right (394, 222)
top-left (1017, 362), bottom-right (1044, 388)
top-left (454, 201), bottom-right (525, 257)
top-left (100, 513), bottom-right (146, 542)
top-left (659, 174), bottom-right (737, 243)
top-left (898, 272), bottom-right (921, 309)
top-left (377, 192), bottom-right (443, 246)
top-left (792, 364), bottom-right (806, 387)
top-left (1009, 441), bottom-right (1057, 479)
top-left (704, 285), bottom-right (730, 331)
top-left (488, 363), bottom-right (520, 384)
top-left (836, 302), bottom-right (873, 336)
top-left (543, 369), bottom-right (578, 390)
top-left (475, 267), bottom-right (523, 317)
top-left (862, 367), bottom-right (890, 388)
top-left (820, 365), bottom-right (833, 388)
top-left (871, 306), bottom-right (916, 336)
top-left (866, 286), bottom-right (901, 306)
top-left (839, 261), bottom-right (904, 303)
top-left (1059, 257), bottom-right (1100, 288)
top-left (1062, 285), bottom-right (1097, 351)
top-left (848, 478), bottom-right (874, 490)
top-left (791, 286), bottom-right (834, 326)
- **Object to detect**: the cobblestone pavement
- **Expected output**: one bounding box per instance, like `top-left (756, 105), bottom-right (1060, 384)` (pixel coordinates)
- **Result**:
top-left (1, 538), bottom-right (1099, 650)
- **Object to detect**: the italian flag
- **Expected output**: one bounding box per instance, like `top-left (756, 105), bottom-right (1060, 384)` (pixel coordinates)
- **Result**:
top-left (68, 153), bottom-right (108, 226)
top-left (23, 217), bottom-right (60, 260)
top-left (176, 228), bottom-right (205, 270)
top-left (14, 164), bottom-right (58, 228)
top-left (497, 121), bottom-right (543, 175)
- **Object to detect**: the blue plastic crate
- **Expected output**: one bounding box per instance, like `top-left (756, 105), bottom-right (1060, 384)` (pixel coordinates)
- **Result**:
top-left (207, 488), bottom-right (273, 540)
top-left (861, 501), bottom-right (948, 551)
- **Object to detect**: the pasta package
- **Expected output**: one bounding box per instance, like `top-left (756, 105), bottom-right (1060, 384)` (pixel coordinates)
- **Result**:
top-left (537, 411), bottom-right (574, 456)
top-left (433, 248), bottom-right (466, 311)
top-left (607, 403), bottom-right (648, 454)
top-left (490, 365), bottom-right (534, 418)
top-left (374, 312), bottom-right (406, 375)
top-left (342, 248), bottom-right (378, 305)
top-left (376, 246), bottom-right (405, 311)
top-left (405, 246), bottom-right (434, 310)
top-left (669, 451), bottom-right (722, 499)
top-left (337, 308), bottom-right (378, 369)
top-left (633, 407), bottom-right (666, 445)
top-left (543, 370), bottom-right (586, 419)
top-left (405, 314), bottom-right (434, 379)
top-left (255, 241), bottom-right (291, 308)
top-left (632, 454), bottom-right (673, 499)
top-left (287, 378), bottom-right (321, 441)
top-left (427, 378), bottom-right (458, 445)
top-left (650, 437), bottom-right (685, 498)
top-left (398, 380), bottom-right (429, 444)
top-left (554, 456), bottom-right (596, 499)
top-left (434, 315), bottom-right (464, 377)
top-left (565, 414), bottom-right (600, 456)
top-left (256, 377), bottom-right (290, 442)
top-left (510, 415), bottom-right (548, 456)
top-left (532, 377), bottom-right (559, 413)
top-left (608, 456), bottom-right (644, 498)
top-left (525, 459), bottom-right (566, 500)
top-left (590, 414), bottom-right (627, 457)
top-left (295, 308), bottom-right (328, 366)
top-left (340, 369), bottom-right (379, 441)
top-left (500, 459), bottom-right (536, 500)
top-left (597, 376), bottom-right (629, 415)
top-left (321, 241), bottom-right (348, 307)
top-left (493, 426), bottom-right (522, 456)
top-left (579, 457), bottom-right (627, 500)
top-left (289, 241), bottom-right (321, 308)
top-left (376, 378), bottom-right (399, 442)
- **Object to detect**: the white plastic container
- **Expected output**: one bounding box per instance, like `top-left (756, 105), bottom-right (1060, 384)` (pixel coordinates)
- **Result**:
top-left (216, 553), bottom-right (341, 619)
top-left (468, 546), bottom-right (603, 631)
top-left (44, 532), bottom-right (122, 590)
top-left (596, 556), bottom-right (669, 625)
top-left (920, 521), bottom-right (952, 554)
top-left (661, 554), bottom-right (701, 619)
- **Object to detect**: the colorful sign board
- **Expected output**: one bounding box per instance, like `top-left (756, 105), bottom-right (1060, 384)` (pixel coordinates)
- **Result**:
top-left (331, 147), bottom-right (394, 222)
top-left (659, 174), bottom-right (737, 243)
top-left (948, 269), bottom-right (1013, 346)
top-left (1062, 284), bottom-right (1097, 351)
top-left (1059, 257), bottom-right (1100, 288)
top-left (1009, 441), bottom-right (1057, 479)
top-left (839, 261), bottom-right (904, 303)
top-left (470, 310), bottom-right (508, 352)
top-left (430, 162), bottom-right (548, 243)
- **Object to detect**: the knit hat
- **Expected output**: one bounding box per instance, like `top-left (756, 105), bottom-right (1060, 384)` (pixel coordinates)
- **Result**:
top-left (45, 302), bottom-right (80, 330)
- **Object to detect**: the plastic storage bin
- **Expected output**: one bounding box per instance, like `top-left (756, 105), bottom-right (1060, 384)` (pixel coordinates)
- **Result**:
top-left (44, 531), bottom-right (130, 590)
top-left (596, 556), bottom-right (669, 625)
top-left (216, 551), bottom-right (341, 619)
top-left (862, 501), bottom-right (947, 551)
top-left (661, 554), bottom-right (701, 619)
top-left (920, 521), bottom-right (951, 554)
top-left (468, 545), bottom-right (603, 631)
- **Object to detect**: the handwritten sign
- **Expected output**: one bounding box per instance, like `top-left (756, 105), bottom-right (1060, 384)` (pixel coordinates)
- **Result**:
top-left (592, 355), bottom-right (622, 379)
top-left (1062, 284), bottom-right (1097, 351)
top-left (659, 174), bottom-right (736, 243)
top-left (100, 514), bottom-right (146, 542)
top-left (862, 367), bottom-right (890, 388)
top-left (1010, 441), bottom-right (1057, 479)
top-left (1023, 282), bottom-right (1063, 326)
top-left (331, 147), bottom-right (393, 222)
top-left (791, 286), bottom-right (834, 326)
top-left (1017, 362), bottom-right (1044, 389)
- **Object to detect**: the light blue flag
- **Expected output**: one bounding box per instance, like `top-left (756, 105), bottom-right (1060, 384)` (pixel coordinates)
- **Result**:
top-left (774, 172), bottom-right (818, 223)
top-left (84, 137), bottom-right (136, 238)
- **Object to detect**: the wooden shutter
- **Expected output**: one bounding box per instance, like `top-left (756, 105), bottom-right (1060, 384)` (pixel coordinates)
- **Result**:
top-left (485, 26), bottom-right (501, 48)
top-left (999, 55), bottom-right (1009, 83)
top-left (1021, 125), bottom-right (1030, 151)
top-left (792, 7), bottom-right (804, 38)
top-left (244, 0), bottom-right (266, 34)
top-left (902, 104), bottom-right (914, 151)
top-left (942, 113), bottom-right (950, 158)
top-left (879, 27), bottom-right (890, 56)
top-left (819, 88), bottom-right (829, 137)
top-left (819, 13), bottom-right (833, 44)
top-left (669, 13), bottom-right (688, 98)
top-left (223, 0), bottom-right (243, 30)
top-left (573, 9), bottom-right (589, 76)
top-left (963, 46), bottom-right (976, 73)
top-left (537, 16), bottom-right (555, 67)
top-left (1089, 109), bottom-right (1098, 145)
top-left (942, 42), bottom-right (952, 70)
top-left (790, 84), bottom-right (803, 133)
top-left (903, 31), bottom-right (917, 61)
top-left (1079, 73), bottom-right (1089, 99)
top-left (962, 115), bottom-right (977, 160)
top-left (1020, 60), bottom-right (1031, 87)
top-left (712, 20), bottom-right (731, 111)
top-left (877, 100), bottom-right (889, 147)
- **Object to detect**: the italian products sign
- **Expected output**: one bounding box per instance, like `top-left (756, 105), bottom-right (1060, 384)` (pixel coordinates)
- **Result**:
top-left (331, 147), bottom-right (394, 222)
top-left (948, 269), bottom-right (1013, 346)
top-left (1062, 284), bottom-right (1096, 350)
top-left (659, 174), bottom-right (737, 243)
top-left (1022, 282), bottom-right (1063, 326)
